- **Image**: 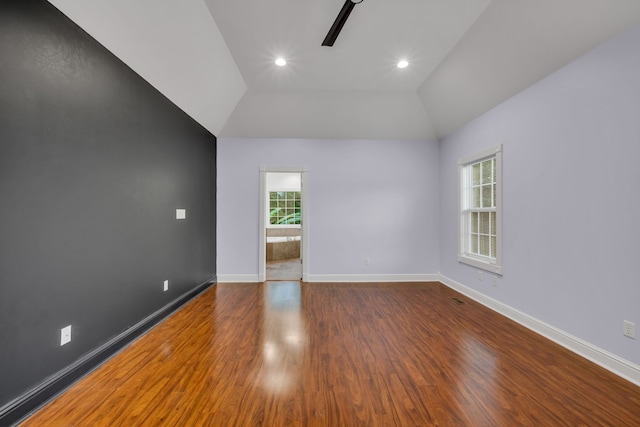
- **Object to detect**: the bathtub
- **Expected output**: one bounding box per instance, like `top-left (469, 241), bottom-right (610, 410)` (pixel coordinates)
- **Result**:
top-left (266, 235), bottom-right (301, 261)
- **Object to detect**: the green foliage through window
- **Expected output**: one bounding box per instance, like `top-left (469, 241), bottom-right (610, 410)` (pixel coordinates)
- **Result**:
top-left (269, 191), bottom-right (301, 225)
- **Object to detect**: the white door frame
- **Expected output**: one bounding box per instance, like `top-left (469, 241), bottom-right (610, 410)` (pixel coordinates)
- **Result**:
top-left (259, 167), bottom-right (309, 282)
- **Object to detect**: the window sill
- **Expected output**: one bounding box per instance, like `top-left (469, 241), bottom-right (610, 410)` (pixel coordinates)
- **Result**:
top-left (458, 255), bottom-right (502, 275)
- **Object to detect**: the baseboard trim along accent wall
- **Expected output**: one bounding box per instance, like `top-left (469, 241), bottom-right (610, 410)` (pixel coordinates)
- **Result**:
top-left (0, 277), bottom-right (217, 427)
top-left (438, 274), bottom-right (640, 387)
top-left (306, 274), bottom-right (440, 283)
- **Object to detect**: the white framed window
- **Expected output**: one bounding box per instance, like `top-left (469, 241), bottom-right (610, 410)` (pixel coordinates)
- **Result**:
top-left (269, 191), bottom-right (301, 225)
top-left (458, 144), bottom-right (502, 274)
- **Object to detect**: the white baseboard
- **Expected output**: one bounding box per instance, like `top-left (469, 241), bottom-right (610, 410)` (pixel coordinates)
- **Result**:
top-left (218, 273), bottom-right (439, 283)
top-left (438, 274), bottom-right (640, 387)
top-left (307, 274), bottom-right (440, 283)
top-left (216, 274), bottom-right (260, 283)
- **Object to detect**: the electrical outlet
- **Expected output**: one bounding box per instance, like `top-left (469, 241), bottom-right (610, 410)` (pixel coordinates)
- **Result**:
top-left (60, 325), bottom-right (71, 346)
top-left (492, 276), bottom-right (497, 286)
top-left (478, 271), bottom-right (483, 281)
top-left (176, 209), bottom-right (186, 220)
top-left (365, 257), bottom-right (370, 265)
top-left (623, 320), bottom-right (635, 339)
top-left (163, 280), bottom-right (169, 292)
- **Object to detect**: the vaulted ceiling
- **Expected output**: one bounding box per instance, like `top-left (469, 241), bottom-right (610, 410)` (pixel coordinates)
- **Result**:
top-left (48, 0), bottom-right (640, 140)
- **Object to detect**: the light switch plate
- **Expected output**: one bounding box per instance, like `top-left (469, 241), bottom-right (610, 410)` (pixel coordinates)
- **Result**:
top-left (176, 209), bottom-right (186, 220)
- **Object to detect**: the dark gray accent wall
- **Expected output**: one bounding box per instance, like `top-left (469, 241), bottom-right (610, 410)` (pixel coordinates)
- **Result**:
top-left (0, 0), bottom-right (216, 410)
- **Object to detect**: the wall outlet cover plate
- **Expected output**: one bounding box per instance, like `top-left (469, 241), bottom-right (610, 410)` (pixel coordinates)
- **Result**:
top-left (61, 325), bottom-right (71, 346)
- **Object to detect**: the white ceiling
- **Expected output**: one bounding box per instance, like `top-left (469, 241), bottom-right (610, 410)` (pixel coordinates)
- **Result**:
top-left (48, 0), bottom-right (640, 140)
top-left (204, 0), bottom-right (491, 91)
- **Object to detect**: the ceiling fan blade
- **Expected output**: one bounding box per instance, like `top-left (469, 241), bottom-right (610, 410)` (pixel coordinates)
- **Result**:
top-left (322, 0), bottom-right (357, 47)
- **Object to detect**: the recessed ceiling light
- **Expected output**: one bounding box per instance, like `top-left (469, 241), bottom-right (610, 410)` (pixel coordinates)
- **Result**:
top-left (275, 58), bottom-right (287, 66)
top-left (397, 60), bottom-right (409, 69)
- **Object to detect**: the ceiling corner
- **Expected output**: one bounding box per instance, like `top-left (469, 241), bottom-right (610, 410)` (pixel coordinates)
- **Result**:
top-left (418, 0), bottom-right (640, 139)
top-left (48, 0), bottom-right (247, 136)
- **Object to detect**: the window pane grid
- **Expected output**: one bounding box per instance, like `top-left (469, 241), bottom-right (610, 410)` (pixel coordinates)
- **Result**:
top-left (465, 157), bottom-right (497, 260)
top-left (269, 191), bottom-right (301, 225)
top-left (467, 214), bottom-right (496, 259)
top-left (469, 158), bottom-right (496, 210)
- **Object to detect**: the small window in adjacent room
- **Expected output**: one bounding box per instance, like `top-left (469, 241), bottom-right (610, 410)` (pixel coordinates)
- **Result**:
top-left (269, 191), bottom-right (301, 225)
top-left (458, 145), bottom-right (502, 274)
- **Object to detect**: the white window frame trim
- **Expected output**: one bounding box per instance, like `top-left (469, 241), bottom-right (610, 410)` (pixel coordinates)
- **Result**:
top-left (458, 144), bottom-right (503, 275)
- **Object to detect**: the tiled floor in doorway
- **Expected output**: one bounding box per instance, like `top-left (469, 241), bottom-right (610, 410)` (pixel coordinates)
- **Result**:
top-left (266, 257), bottom-right (301, 281)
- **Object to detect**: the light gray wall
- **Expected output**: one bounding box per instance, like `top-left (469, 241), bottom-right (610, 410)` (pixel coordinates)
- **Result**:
top-left (217, 138), bottom-right (440, 278)
top-left (439, 23), bottom-right (640, 365)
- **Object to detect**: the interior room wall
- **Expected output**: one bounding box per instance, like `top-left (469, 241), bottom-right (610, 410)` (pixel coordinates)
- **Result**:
top-left (439, 22), bottom-right (640, 368)
top-left (0, 0), bottom-right (216, 415)
top-left (266, 172), bottom-right (301, 193)
top-left (217, 138), bottom-right (440, 281)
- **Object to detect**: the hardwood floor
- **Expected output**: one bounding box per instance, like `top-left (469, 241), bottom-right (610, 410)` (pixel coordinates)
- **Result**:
top-left (20, 282), bottom-right (640, 426)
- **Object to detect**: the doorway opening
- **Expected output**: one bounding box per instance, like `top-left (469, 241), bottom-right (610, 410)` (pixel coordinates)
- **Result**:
top-left (259, 168), bottom-right (308, 282)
